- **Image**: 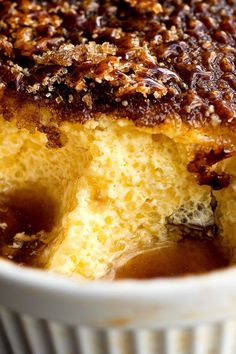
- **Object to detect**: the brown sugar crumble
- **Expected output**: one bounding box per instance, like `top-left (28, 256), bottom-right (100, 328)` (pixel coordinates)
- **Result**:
top-left (0, 0), bottom-right (236, 129)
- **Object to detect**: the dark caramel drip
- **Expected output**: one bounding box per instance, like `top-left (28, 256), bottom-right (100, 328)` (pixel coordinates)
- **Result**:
top-left (115, 239), bottom-right (230, 279)
top-left (0, 189), bottom-right (57, 267)
top-left (187, 148), bottom-right (234, 190)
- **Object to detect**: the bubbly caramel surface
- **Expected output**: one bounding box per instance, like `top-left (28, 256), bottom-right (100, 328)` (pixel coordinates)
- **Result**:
top-left (0, 0), bottom-right (236, 131)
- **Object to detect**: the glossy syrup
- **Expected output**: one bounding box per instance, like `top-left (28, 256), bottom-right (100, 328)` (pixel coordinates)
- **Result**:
top-left (0, 188), bottom-right (57, 266)
top-left (115, 239), bottom-right (230, 280)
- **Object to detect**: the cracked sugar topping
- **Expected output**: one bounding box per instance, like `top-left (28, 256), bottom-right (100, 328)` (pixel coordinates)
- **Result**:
top-left (1, 0), bottom-right (236, 127)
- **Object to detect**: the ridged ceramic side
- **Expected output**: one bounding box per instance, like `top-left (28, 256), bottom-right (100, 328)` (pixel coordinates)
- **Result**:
top-left (1, 309), bottom-right (236, 354)
top-left (1, 259), bottom-right (236, 354)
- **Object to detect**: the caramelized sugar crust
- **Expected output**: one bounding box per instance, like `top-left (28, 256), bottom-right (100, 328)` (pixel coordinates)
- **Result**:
top-left (1, 1), bottom-right (236, 277)
top-left (0, 0), bottom-right (236, 130)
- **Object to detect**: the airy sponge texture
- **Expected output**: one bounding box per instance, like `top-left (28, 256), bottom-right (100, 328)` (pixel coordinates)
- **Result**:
top-left (0, 115), bottom-right (234, 279)
top-left (48, 119), bottom-right (212, 278)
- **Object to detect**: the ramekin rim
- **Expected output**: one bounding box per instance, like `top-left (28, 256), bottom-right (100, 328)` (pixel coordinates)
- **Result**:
top-left (1, 258), bottom-right (236, 298)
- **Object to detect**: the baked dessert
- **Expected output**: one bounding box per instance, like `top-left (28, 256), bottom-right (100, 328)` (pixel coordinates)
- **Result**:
top-left (0, 0), bottom-right (235, 279)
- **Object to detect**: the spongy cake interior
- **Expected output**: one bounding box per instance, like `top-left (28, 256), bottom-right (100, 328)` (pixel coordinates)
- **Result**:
top-left (0, 114), bottom-right (235, 279)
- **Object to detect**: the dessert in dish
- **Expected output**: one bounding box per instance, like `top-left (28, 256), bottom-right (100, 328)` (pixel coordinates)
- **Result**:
top-left (0, 0), bottom-right (235, 279)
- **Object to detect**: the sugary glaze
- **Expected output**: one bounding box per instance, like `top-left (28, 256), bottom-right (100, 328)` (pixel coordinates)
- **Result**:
top-left (0, 0), bottom-right (236, 129)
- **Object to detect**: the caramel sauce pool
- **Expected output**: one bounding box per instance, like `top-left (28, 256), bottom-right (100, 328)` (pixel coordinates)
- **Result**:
top-left (115, 239), bottom-right (230, 279)
top-left (0, 188), bottom-right (57, 266)
top-left (0, 190), bottom-right (230, 278)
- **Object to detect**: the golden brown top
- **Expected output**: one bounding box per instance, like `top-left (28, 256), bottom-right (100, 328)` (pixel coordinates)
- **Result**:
top-left (0, 0), bottom-right (236, 127)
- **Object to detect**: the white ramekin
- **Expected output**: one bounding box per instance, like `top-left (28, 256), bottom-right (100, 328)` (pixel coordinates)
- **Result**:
top-left (1, 258), bottom-right (236, 354)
